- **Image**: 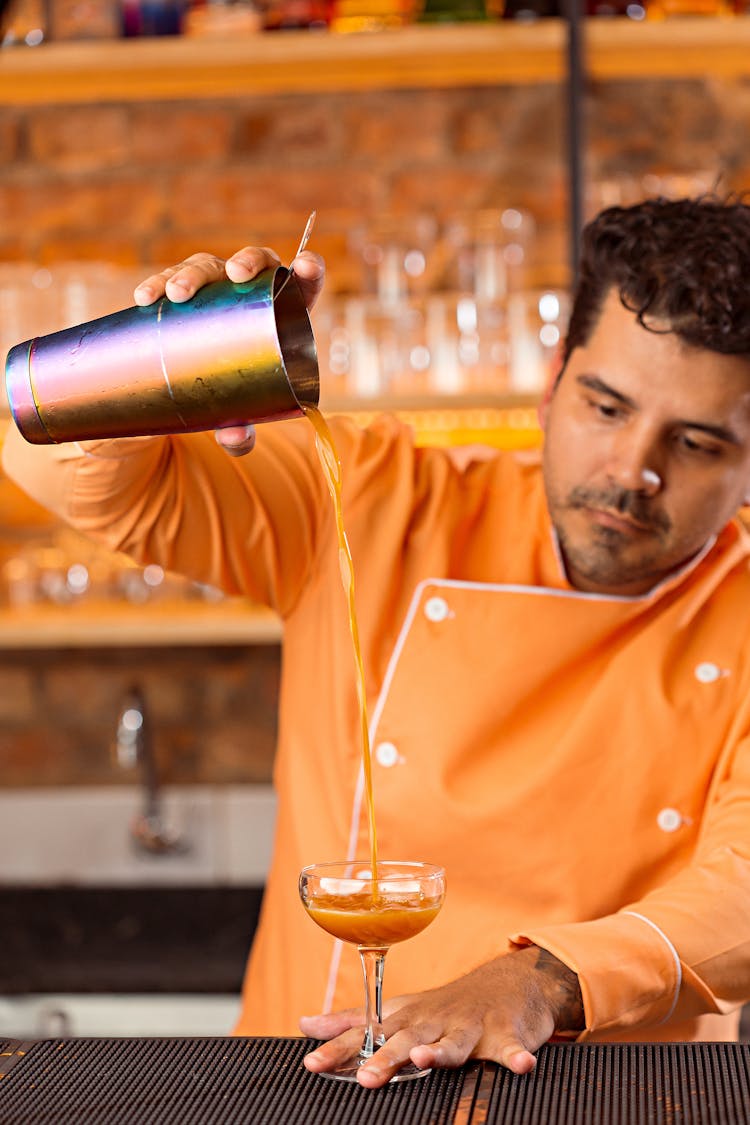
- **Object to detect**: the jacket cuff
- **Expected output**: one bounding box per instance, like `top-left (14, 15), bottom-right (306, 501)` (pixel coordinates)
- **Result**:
top-left (509, 910), bottom-right (681, 1036)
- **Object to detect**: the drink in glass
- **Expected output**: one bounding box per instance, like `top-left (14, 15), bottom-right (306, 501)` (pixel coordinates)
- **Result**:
top-left (299, 859), bottom-right (446, 1082)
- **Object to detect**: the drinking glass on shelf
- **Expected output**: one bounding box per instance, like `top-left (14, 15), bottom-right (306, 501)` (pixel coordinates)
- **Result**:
top-left (299, 859), bottom-right (446, 1082)
top-left (507, 288), bottom-right (571, 394)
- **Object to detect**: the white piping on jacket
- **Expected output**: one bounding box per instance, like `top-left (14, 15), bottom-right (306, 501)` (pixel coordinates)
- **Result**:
top-left (621, 910), bottom-right (682, 1025)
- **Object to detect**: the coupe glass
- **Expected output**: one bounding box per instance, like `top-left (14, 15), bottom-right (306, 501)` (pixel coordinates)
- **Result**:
top-left (299, 859), bottom-right (446, 1082)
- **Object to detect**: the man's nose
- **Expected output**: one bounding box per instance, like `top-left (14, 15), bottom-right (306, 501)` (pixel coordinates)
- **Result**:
top-left (606, 435), bottom-right (663, 496)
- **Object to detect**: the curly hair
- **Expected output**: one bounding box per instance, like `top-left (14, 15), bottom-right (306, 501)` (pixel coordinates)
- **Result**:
top-left (562, 194), bottom-right (750, 366)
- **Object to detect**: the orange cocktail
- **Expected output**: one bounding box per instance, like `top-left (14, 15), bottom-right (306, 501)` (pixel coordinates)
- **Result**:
top-left (306, 891), bottom-right (442, 949)
top-left (299, 861), bottom-right (445, 1082)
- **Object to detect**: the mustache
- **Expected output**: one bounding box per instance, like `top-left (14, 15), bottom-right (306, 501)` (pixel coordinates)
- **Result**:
top-left (568, 485), bottom-right (671, 535)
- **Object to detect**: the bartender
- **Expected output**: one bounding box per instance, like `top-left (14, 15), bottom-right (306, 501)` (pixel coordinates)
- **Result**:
top-left (4, 195), bottom-right (750, 1087)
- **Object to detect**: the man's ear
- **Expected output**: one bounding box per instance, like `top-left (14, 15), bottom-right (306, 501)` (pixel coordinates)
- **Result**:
top-left (538, 351), bottom-right (565, 431)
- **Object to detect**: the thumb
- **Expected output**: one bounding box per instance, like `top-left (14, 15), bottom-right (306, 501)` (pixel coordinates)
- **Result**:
top-left (498, 1038), bottom-right (538, 1074)
top-left (503, 1047), bottom-right (537, 1074)
top-left (214, 424), bottom-right (256, 457)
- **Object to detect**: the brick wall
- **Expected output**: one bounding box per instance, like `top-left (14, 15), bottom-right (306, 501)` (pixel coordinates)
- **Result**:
top-left (0, 644), bottom-right (280, 787)
top-left (2, 76), bottom-right (747, 289)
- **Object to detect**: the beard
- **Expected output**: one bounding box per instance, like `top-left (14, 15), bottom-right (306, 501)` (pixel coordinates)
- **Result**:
top-left (551, 483), bottom-right (674, 592)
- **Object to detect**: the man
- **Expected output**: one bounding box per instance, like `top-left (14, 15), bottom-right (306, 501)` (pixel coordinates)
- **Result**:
top-left (4, 196), bottom-right (750, 1087)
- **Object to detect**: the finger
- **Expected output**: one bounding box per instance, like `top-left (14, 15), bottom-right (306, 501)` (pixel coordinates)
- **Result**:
top-left (301, 1026), bottom-right (364, 1073)
top-left (288, 250), bottom-right (326, 311)
top-left (355, 1031), bottom-right (429, 1088)
top-left (133, 253), bottom-right (228, 306)
top-left (214, 425), bottom-right (256, 458)
top-left (225, 246), bottom-right (282, 284)
top-left (299, 1007), bottom-right (363, 1040)
top-left (498, 1040), bottom-right (538, 1074)
top-left (163, 252), bottom-right (230, 302)
top-left (407, 1026), bottom-right (478, 1071)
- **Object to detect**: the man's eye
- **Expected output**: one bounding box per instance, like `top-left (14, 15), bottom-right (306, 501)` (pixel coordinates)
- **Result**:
top-left (590, 399), bottom-right (620, 419)
top-left (680, 434), bottom-right (720, 457)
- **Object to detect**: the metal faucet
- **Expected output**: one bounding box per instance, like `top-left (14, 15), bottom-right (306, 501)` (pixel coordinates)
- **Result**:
top-left (115, 685), bottom-right (185, 856)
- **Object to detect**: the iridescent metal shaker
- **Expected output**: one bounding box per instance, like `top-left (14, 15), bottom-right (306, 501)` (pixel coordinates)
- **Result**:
top-left (4, 265), bottom-right (319, 445)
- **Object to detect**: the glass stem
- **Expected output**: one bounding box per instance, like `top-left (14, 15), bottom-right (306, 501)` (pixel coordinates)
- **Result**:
top-left (358, 947), bottom-right (387, 1059)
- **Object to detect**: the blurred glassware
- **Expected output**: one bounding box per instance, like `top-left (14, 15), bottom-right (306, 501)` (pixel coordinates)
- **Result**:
top-left (0, 522), bottom-right (222, 609)
top-left (586, 170), bottom-right (720, 222)
top-left (444, 207), bottom-right (536, 298)
top-left (2, 553), bottom-right (36, 608)
top-left (507, 288), bottom-right (570, 394)
top-left (584, 175), bottom-right (643, 221)
top-left (349, 214), bottom-right (440, 304)
top-left (639, 169), bottom-right (720, 198)
top-left (0, 0), bottom-right (48, 45)
top-left (422, 294), bottom-right (509, 395)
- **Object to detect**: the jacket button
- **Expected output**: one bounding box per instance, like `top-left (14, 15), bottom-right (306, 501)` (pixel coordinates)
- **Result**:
top-left (424, 596), bottom-right (450, 622)
top-left (694, 662), bottom-right (721, 683)
top-left (656, 807), bottom-right (683, 832)
top-left (375, 742), bottom-right (399, 768)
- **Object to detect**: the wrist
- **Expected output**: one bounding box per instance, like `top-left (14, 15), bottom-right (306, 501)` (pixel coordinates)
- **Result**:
top-left (516, 944), bottom-right (585, 1035)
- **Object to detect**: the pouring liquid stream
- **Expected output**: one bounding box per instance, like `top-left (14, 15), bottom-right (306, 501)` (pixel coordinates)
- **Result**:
top-left (302, 404), bottom-right (379, 884)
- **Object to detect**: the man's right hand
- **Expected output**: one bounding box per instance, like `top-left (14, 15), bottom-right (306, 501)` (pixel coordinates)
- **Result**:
top-left (132, 245), bottom-right (326, 457)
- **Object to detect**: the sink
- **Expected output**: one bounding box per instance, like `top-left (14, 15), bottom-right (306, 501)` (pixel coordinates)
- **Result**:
top-left (0, 784), bottom-right (276, 885)
top-left (0, 786), bottom-right (275, 1008)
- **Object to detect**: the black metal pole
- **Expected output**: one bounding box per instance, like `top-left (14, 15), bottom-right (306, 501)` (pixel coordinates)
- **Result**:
top-left (565, 0), bottom-right (585, 287)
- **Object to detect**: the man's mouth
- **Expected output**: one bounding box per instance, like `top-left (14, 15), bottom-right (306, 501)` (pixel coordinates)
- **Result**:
top-left (567, 485), bottom-right (670, 539)
top-left (585, 506), bottom-right (655, 535)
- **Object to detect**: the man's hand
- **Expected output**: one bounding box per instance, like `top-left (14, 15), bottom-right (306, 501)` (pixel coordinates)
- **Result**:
top-left (299, 945), bottom-right (584, 1088)
top-left (131, 246), bottom-right (326, 457)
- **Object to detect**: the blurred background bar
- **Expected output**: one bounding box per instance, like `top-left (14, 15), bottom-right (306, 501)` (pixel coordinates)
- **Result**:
top-left (0, 0), bottom-right (748, 1040)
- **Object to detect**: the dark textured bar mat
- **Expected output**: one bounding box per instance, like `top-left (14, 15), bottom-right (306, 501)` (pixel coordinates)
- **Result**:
top-left (0, 1036), bottom-right (748, 1124)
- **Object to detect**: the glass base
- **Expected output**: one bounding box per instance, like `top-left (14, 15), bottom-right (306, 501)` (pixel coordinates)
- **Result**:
top-left (315, 1055), bottom-right (431, 1083)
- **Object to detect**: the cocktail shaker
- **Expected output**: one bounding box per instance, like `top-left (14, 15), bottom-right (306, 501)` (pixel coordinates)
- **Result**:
top-left (4, 265), bottom-right (319, 445)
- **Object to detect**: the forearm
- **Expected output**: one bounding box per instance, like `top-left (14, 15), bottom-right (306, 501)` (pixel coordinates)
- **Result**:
top-left (2, 422), bottom-right (160, 536)
top-left (3, 416), bottom-right (327, 606)
top-left (519, 945), bottom-right (585, 1035)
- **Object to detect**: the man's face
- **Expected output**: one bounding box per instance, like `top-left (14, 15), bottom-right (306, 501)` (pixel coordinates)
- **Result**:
top-left (540, 290), bottom-right (750, 596)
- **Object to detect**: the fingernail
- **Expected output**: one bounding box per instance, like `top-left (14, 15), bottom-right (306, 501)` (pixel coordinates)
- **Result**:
top-left (228, 255), bottom-right (255, 275)
top-left (134, 284), bottom-right (154, 301)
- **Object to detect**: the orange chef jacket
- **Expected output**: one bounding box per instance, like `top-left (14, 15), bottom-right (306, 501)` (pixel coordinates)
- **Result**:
top-left (4, 412), bottom-right (750, 1044)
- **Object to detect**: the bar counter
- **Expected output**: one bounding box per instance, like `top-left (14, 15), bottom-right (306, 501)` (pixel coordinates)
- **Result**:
top-left (1, 1036), bottom-right (749, 1123)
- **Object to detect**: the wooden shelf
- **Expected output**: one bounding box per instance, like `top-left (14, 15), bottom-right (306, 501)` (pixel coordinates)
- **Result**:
top-left (0, 601), bottom-right (283, 648)
top-left (322, 390), bottom-right (541, 414)
top-left (0, 18), bottom-right (748, 106)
